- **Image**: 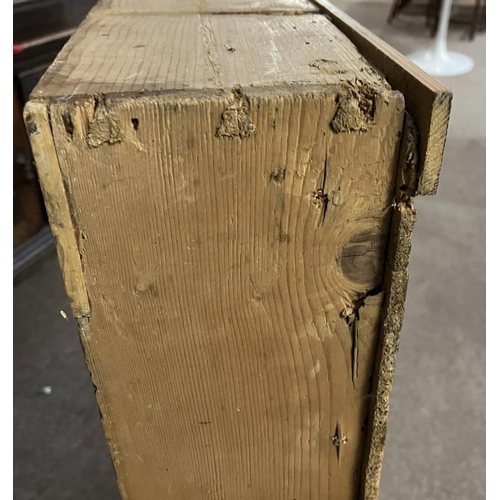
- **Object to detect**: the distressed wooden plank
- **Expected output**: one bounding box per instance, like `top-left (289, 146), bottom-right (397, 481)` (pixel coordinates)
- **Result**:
top-left (41, 79), bottom-right (405, 500)
top-left (25, 3), bottom-right (450, 500)
top-left (31, 13), bottom-right (386, 99)
top-left (356, 111), bottom-right (419, 500)
top-left (91, 0), bottom-right (319, 14)
top-left (22, 101), bottom-right (90, 318)
top-left (361, 201), bottom-right (416, 500)
top-left (312, 0), bottom-right (452, 196)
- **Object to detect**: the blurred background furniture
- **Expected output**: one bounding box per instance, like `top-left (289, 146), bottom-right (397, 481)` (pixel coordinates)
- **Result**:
top-left (388, 0), bottom-right (413, 23)
top-left (13, 0), bottom-right (96, 277)
top-left (388, 0), bottom-right (486, 40)
top-left (428, 0), bottom-right (485, 40)
top-left (407, 0), bottom-right (475, 76)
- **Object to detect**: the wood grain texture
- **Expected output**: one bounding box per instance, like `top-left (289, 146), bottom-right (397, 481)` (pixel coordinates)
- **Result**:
top-left (23, 101), bottom-right (90, 318)
top-left (312, 0), bottom-right (452, 196)
top-left (92, 0), bottom-right (319, 14)
top-left (361, 202), bottom-right (416, 500)
top-left (32, 14), bottom-right (387, 99)
top-left (24, 3), bottom-right (449, 499)
top-left (43, 79), bottom-right (404, 499)
top-left (357, 112), bottom-right (419, 500)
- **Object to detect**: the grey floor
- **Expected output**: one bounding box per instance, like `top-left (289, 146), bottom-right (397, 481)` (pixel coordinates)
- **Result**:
top-left (13, 2), bottom-right (485, 499)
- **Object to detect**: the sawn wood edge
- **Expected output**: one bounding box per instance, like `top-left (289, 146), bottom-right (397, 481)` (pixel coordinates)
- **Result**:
top-left (23, 101), bottom-right (90, 319)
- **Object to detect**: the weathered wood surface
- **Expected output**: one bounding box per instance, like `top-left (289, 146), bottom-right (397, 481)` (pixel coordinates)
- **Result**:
top-left (25, 1), bottom-right (450, 499)
top-left (32, 14), bottom-right (386, 98)
top-left (312, 0), bottom-right (452, 196)
top-left (92, 0), bottom-right (319, 14)
top-left (23, 102), bottom-right (90, 318)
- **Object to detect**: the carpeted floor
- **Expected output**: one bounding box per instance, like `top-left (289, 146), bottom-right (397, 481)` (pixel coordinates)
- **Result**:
top-left (13, 2), bottom-right (485, 499)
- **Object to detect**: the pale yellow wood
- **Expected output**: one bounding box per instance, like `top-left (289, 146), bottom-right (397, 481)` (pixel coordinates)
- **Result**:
top-left (22, 101), bottom-right (90, 318)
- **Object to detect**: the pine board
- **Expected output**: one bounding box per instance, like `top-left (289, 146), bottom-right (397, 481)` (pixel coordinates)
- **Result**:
top-left (32, 14), bottom-right (385, 98)
top-left (92, 0), bottom-right (319, 14)
top-left (25, 1), bottom-right (450, 499)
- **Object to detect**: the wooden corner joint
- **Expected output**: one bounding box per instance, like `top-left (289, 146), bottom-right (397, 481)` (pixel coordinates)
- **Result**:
top-left (23, 100), bottom-right (91, 322)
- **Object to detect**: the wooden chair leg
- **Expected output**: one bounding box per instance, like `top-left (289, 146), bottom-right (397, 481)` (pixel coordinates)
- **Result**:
top-left (469, 0), bottom-right (483, 41)
top-left (387, 0), bottom-right (404, 24)
top-left (387, 0), bottom-right (413, 24)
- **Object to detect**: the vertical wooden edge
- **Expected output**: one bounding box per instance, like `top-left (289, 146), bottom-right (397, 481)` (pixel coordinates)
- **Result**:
top-left (23, 98), bottom-right (123, 493)
top-left (416, 91), bottom-right (453, 196)
top-left (361, 202), bottom-right (416, 500)
top-left (359, 110), bottom-right (421, 498)
top-left (312, 0), bottom-right (452, 197)
top-left (23, 100), bottom-right (90, 319)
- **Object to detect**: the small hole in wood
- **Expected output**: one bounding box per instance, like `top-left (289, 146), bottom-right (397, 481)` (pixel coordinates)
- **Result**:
top-left (26, 121), bottom-right (37, 135)
top-left (131, 118), bottom-right (139, 131)
top-left (62, 112), bottom-right (74, 139)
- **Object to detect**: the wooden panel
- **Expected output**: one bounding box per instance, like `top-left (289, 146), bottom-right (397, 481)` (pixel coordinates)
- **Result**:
top-left (31, 79), bottom-right (404, 500)
top-left (92, 0), bottom-right (318, 13)
top-left (32, 14), bottom-right (387, 98)
top-left (24, 101), bottom-right (90, 317)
